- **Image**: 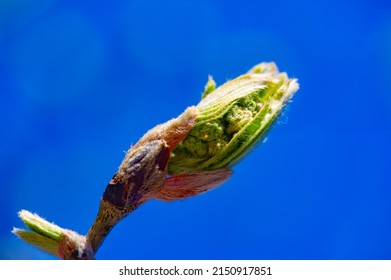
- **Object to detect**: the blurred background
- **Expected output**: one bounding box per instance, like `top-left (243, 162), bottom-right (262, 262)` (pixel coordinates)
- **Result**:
top-left (1, 0), bottom-right (390, 259)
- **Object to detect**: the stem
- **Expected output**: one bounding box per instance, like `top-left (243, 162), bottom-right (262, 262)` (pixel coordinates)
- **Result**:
top-left (86, 199), bottom-right (135, 254)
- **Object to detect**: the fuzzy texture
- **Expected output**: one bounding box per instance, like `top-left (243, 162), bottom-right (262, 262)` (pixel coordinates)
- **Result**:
top-left (58, 230), bottom-right (94, 260)
top-left (156, 168), bottom-right (232, 201)
top-left (17, 210), bottom-right (63, 242)
top-left (133, 106), bottom-right (198, 152)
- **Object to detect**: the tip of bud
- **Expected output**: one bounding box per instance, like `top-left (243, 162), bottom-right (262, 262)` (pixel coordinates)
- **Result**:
top-left (168, 61), bottom-right (299, 174)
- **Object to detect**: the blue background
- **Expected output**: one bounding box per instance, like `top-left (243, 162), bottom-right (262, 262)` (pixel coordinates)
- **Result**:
top-left (1, 0), bottom-right (390, 260)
